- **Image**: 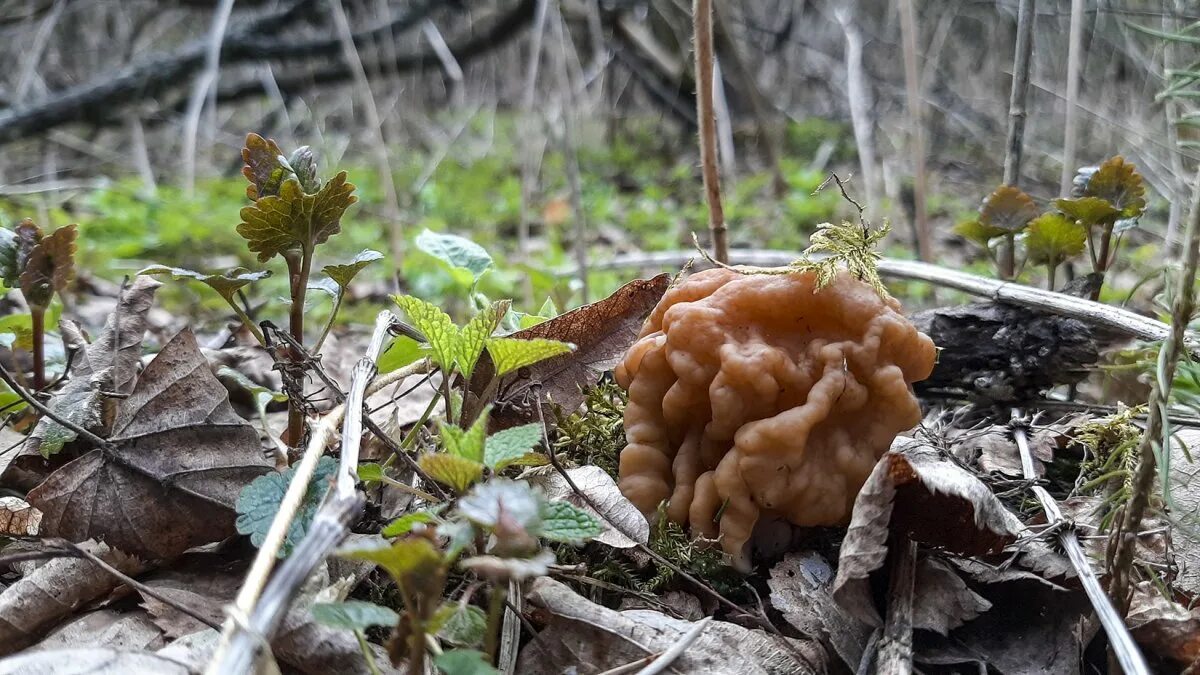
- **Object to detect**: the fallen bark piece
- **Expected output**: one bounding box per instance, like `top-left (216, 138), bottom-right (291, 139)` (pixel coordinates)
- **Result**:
top-left (520, 577), bottom-right (828, 674)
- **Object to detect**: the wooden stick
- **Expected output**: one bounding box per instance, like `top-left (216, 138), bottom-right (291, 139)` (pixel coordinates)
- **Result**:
top-left (897, 0), bottom-right (931, 262)
top-left (692, 0), bottom-right (727, 264)
top-left (1001, 0), bottom-right (1036, 279)
top-left (1059, 0), bottom-right (1085, 197)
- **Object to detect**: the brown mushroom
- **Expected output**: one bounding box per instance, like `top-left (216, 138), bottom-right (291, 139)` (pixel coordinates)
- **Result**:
top-left (615, 267), bottom-right (936, 569)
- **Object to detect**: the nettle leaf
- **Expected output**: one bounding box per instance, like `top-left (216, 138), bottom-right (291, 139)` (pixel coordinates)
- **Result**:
top-left (485, 337), bottom-right (574, 377)
top-left (19, 224), bottom-right (77, 309)
top-left (288, 146), bottom-right (321, 193)
top-left (458, 479), bottom-right (542, 532)
top-left (953, 219), bottom-right (1008, 248)
top-left (540, 501), bottom-right (603, 544)
top-left (433, 603), bottom-right (487, 647)
top-left (337, 537), bottom-right (445, 588)
top-left (382, 509), bottom-right (442, 537)
top-left (1053, 196), bottom-right (1121, 227)
top-left (416, 229), bottom-right (493, 282)
top-left (311, 600), bottom-right (399, 632)
top-left (323, 249), bottom-right (383, 289)
top-left (1025, 213), bottom-right (1087, 266)
top-left (394, 295), bottom-right (458, 373)
top-left (980, 185), bottom-right (1039, 233)
top-left (456, 301), bottom-right (508, 379)
top-left (237, 172), bottom-right (358, 263)
top-left (242, 133), bottom-right (289, 201)
top-left (357, 462), bottom-right (386, 483)
top-left (484, 423), bottom-right (544, 471)
top-left (235, 455), bottom-right (337, 557)
top-left (419, 453), bottom-right (484, 493)
top-left (1083, 156), bottom-right (1146, 219)
top-left (434, 649), bottom-right (500, 675)
top-left (438, 410), bottom-right (489, 463)
top-left (0, 313), bottom-right (33, 351)
top-left (140, 265), bottom-right (271, 302)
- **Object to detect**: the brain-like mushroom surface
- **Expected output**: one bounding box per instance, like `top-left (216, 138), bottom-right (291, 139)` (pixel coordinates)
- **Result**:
top-left (615, 268), bottom-right (936, 568)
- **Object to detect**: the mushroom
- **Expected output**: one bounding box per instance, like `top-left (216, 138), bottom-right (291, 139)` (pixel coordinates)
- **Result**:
top-left (615, 267), bottom-right (936, 569)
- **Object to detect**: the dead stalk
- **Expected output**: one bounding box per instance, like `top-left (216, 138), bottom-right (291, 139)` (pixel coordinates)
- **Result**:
top-left (1059, 0), bottom-right (1084, 197)
top-left (1108, 165), bottom-right (1200, 617)
top-left (1001, 0), bottom-right (1036, 278)
top-left (875, 536), bottom-right (916, 675)
top-left (181, 0), bottom-right (234, 195)
top-left (897, 0), bottom-right (931, 262)
top-left (692, 0), bottom-right (727, 264)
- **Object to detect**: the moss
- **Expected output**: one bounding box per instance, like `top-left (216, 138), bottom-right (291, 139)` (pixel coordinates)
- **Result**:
top-left (552, 380), bottom-right (627, 477)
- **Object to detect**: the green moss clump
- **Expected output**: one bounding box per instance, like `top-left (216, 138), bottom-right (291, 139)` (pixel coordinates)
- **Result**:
top-left (553, 380), bottom-right (627, 476)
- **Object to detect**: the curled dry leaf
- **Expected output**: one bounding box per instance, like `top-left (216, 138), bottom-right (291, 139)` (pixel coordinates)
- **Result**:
top-left (767, 552), bottom-right (870, 670)
top-left (833, 438), bottom-right (1022, 626)
top-left (519, 577), bottom-right (829, 675)
top-left (470, 274), bottom-right (669, 428)
top-left (1126, 581), bottom-right (1200, 665)
top-left (0, 540), bottom-right (147, 656)
top-left (530, 465), bottom-right (649, 549)
top-left (911, 554), bottom-right (991, 635)
top-left (0, 497), bottom-right (41, 536)
top-left (25, 275), bottom-right (161, 458)
top-left (27, 330), bottom-right (272, 559)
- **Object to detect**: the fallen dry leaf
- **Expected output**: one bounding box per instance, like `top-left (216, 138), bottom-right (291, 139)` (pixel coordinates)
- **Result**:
top-left (1169, 429), bottom-right (1200, 597)
top-left (1126, 581), bottom-right (1200, 665)
top-left (768, 551), bottom-right (870, 670)
top-left (472, 274), bottom-right (669, 427)
top-left (833, 438), bottom-right (1022, 626)
top-left (0, 540), bottom-right (146, 656)
top-left (519, 577), bottom-right (828, 674)
top-left (25, 276), bottom-right (160, 458)
top-left (0, 497), bottom-right (40, 536)
top-left (32, 609), bottom-right (164, 653)
top-left (950, 425), bottom-right (1054, 478)
top-left (28, 329), bottom-right (272, 559)
top-left (531, 465), bottom-right (649, 548)
top-left (0, 647), bottom-right (192, 674)
top-left (911, 554), bottom-right (991, 635)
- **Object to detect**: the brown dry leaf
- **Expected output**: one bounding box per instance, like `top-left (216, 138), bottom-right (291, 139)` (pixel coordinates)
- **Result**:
top-left (0, 540), bottom-right (147, 656)
top-left (1126, 581), bottom-right (1200, 665)
top-left (519, 577), bottom-right (828, 674)
top-left (768, 551), bottom-right (870, 670)
top-left (28, 329), bottom-right (272, 559)
top-left (32, 609), bottom-right (165, 652)
top-left (911, 554), bottom-right (991, 635)
top-left (1169, 429), bottom-right (1200, 596)
top-left (833, 438), bottom-right (1022, 626)
top-left (0, 496), bottom-right (41, 536)
top-left (472, 274), bottom-right (670, 428)
top-left (25, 275), bottom-right (161, 458)
top-left (0, 647), bottom-right (192, 674)
top-left (950, 425), bottom-right (1054, 478)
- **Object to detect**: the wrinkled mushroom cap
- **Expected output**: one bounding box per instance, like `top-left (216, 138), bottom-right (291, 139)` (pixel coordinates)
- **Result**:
top-left (616, 268), bottom-right (936, 569)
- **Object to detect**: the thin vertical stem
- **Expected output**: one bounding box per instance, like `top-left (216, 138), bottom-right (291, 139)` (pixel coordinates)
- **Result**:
top-left (181, 0), bottom-right (235, 195)
top-left (897, 0), bottom-right (931, 262)
top-left (286, 251), bottom-right (312, 446)
top-left (1001, 0), bottom-right (1036, 279)
top-left (693, 0), bottom-right (728, 263)
top-left (30, 307), bottom-right (45, 391)
top-left (1060, 0), bottom-right (1085, 197)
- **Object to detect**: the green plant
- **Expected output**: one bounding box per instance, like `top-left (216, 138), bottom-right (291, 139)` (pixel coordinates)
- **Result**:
top-left (1025, 212), bottom-right (1087, 289)
top-left (1055, 156), bottom-right (1147, 298)
top-left (142, 134), bottom-right (375, 446)
top-left (0, 219), bottom-right (77, 389)
top-left (953, 185), bottom-right (1038, 279)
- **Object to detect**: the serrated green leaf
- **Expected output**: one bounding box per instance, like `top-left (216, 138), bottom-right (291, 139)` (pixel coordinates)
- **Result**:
top-left (456, 301), bottom-right (508, 379)
top-left (485, 337), bottom-right (574, 377)
top-left (434, 649), bottom-right (500, 675)
top-left (394, 295), bottom-right (458, 373)
top-left (241, 133), bottom-right (288, 201)
top-left (140, 265), bottom-right (271, 302)
top-left (419, 453), bottom-right (484, 493)
top-left (438, 409), bottom-right (489, 463)
top-left (377, 335), bottom-right (425, 374)
top-left (20, 224), bottom-right (76, 309)
top-left (433, 603), bottom-right (487, 647)
top-left (237, 172), bottom-right (358, 263)
top-left (357, 462), bottom-right (386, 483)
top-left (483, 424), bottom-right (543, 471)
top-left (382, 509), bottom-right (441, 537)
top-left (416, 230), bottom-right (493, 281)
top-left (311, 601), bottom-right (399, 631)
top-left (323, 249), bottom-right (384, 289)
top-left (235, 455), bottom-right (337, 557)
top-left (1053, 196), bottom-right (1121, 227)
top-left (0, 313), bottom-right (34, 351)
top-left (1025, 213), bottom-right (1087, 266)
top-left (458, 479), bottom-right (542, 531)
top-left (337, 536), bottom-right (445, 588)
top-left (953, 219), bottom-right (1008, 248)
top-left (539, 501), bottom-right (603, 544)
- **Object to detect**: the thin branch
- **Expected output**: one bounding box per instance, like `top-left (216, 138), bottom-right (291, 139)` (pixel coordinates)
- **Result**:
top-left (1060, 0), bottom-right (1085, 197)
top-left (693, 0), bottom-right (728, 263)
top-left (897, 0), bottom-right (931, 262)
top-left (181, 0), bottom-right (235, 195)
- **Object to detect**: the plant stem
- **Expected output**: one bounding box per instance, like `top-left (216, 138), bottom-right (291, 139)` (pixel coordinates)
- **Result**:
top-left (483, 583), bottom-right (509, 663)
top-left (693, 0), bottom-right (727, 264)
top-left (312, 290), bottom-right (343, 355)
top-left (1046, 262), bottom-right (1058, 291)
top-left (224, 297), bottom-right (266, 346)
top-left (1107, 164), bottom-right (1200, 616)
top-left (30, 306), bottom-right (45, 390)
top-left (287, 249), bottom-right (313, 446)
top-left (1091, 223), bottom-right (1115, 300)
top-left (897, 0), bottom-right (931, 262)
top-left (1001, 232), bottom-right (1016, 280)
top-left (354, 630), bottom-right (381, 675)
